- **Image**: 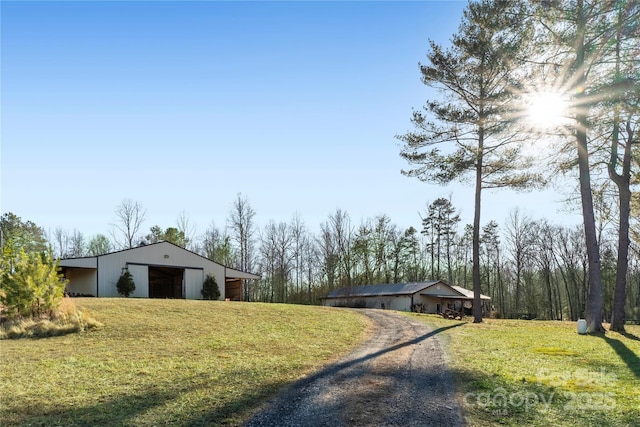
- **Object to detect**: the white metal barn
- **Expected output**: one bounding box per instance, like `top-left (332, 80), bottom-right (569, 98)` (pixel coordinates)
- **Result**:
top-left (59, 241), bottom-right (259, 300)
top-left (322, 280), bottom-right (491, 315)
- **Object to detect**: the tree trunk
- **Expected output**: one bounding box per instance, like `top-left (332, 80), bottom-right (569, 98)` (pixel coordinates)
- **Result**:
top-left (472, 131), bottom-right (484, 323)
top-left (555, 274), bottom-right (564, 320)
top-left (575, 0), bottom-right (604, 333)
top-left (609, 122), bottom-right (632, 332)
top-left (608, 7), bottom-right (631, 333)
top-left (515, 256), bottom-right (522, 315)
top-left (544, 267), bottom-right (553, 320)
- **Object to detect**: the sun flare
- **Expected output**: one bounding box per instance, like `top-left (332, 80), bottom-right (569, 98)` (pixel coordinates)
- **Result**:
top-left (526, 91), bottom-right (571, 129)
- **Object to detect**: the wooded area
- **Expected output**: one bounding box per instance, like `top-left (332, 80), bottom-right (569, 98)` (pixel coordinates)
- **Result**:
top-left (2, 0), bottom-right (638, 328)
top-left (2, 191), bottom-right (639, 323)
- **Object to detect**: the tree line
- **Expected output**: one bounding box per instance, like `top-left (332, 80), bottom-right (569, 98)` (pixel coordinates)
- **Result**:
top-left (2, 189), bottom-right (639, 323)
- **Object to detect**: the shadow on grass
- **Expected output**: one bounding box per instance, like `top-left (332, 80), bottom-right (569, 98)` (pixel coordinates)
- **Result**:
top-left (6, 321), bottom-right (466, 427)
top-left (619, 330), bottom-right (640, 342)
top-left (599, 335), bottom-right (640, 378)
top-left (9, 374), bottom-right (284, 427)
top-left (9, 319), bottom-right (636, 427)
top-left (11, 387), bottom-right (174, 426)
top-left (450, 367), bottom-right (633, 427)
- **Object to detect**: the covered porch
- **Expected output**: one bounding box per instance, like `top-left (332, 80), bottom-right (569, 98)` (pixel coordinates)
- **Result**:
top-left (434, 290), bottom-right (491, 319)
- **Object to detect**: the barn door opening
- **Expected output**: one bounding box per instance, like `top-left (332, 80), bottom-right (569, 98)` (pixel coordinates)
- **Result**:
top-left (225, 278), bottom-right (243, 301)
top-left (149, 266), bottom-right (184, 298)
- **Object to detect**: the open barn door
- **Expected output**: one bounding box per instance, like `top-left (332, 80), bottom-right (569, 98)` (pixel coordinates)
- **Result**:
top-left (149, 266), bottom-right (184, 298)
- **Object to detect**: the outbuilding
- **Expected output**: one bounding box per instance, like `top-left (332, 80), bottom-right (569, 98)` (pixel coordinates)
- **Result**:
top-left (322, 280), bottom-right (491, 316)
top-left (59, 241), bottom-right (259, 300)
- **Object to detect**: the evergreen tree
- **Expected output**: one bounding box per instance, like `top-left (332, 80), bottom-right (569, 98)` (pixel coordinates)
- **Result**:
top-left (201, 222), bottom-right (235, 266)
top-left (421, 198), bottom-right (460, 283)
top-left (397, 0), bottom-right (541, 322)
top-left (481, 220), bottom-right (501, 313)
top-left (145, 225), bottom-right (189, 248)
top-left (0, 212), bottom-right (48, 255)
top-left (0, 247), bottom-right (67, 319)
top-left (87, 234), bottom-right (112, 256)
top-left (116, 270), bottom-right (135, 297)
top-left (201, 274), bottom-right (221, 300)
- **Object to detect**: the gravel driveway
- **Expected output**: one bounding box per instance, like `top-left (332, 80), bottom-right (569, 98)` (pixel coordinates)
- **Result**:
top-left (245, 309), bottom-right (465, 427)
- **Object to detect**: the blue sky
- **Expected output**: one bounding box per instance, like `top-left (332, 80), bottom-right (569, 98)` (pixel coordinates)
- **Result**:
top-left (1, 1), bottom-right (581, 240)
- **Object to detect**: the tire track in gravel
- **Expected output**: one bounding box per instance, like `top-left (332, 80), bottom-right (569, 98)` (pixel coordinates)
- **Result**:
top-left (245, 309), bottom-right (465, 427)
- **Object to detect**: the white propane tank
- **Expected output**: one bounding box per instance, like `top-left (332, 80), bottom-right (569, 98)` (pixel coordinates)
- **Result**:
top-left (577, 319), bottom-right (587, 334)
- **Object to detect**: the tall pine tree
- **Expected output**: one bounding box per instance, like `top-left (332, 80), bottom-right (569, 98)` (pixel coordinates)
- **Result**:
top-left (397, 0), bottom-right (541, 322)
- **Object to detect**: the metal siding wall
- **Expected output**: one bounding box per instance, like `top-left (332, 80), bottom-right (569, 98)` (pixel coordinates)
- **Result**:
top-left (421, 283), bottom-right (459, 297)
top-left (140, 243), bottom-right (211, 270)
top-left (99, 251), bottom-right (129, 297)
top-left (128, 264), bottom-right (149, 298)
top-left (370, 297), bottom-right (382, 309)
top-left (185, 268), bottom-right (204, 300)
top-left (96, 243), bottom-right (227, 298)
top-left (208, 269), bottom-right (225, 300)
top-left (387, 296), bottom-right (411, 311)
top-left (415, 295), bottom-right (439, 313)
top-left (321, 295), bottom-right (412, 312)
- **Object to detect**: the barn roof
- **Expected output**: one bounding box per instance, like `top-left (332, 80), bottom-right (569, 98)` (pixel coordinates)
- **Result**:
top-left (59, 240), bottom-right (260, 280)
top-left (325, 281), bottom-right (443, 299)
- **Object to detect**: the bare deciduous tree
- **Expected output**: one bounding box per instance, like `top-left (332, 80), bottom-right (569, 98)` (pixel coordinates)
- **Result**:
top-left (290, 213), bottom-right (309, 303)
top-left (69, 229), bottom-right (86, 257)
top-left (52, 228), bottom-right (70, 259)
top-left (111, 199), bottom-right (146, 249)
top-left (228, 193), bottom-right (256, 301)
top-left (504, 209), bottom-right (537, 316)
top-left (177, 210), bottom-right (197, 251)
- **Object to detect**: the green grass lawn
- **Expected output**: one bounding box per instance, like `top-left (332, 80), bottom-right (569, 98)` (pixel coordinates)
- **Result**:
top-left (4, 301), bottom-right (638, 427)
top-left (404, 313), bottom-right (640, 427)
top-left (0, 299), bottom-right (369, 427)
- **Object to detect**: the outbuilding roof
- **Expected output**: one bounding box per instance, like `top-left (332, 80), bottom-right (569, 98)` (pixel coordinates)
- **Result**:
top-left (325, 281), bottom-right (443, 299)
top-left (324, 281), bottom-right (491, 301)
top-left (451, 285), bottom-right (491, 300)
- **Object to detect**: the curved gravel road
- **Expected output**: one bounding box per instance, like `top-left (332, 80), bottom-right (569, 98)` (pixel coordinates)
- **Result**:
top-left (245, 309), bottom-right (465, 427)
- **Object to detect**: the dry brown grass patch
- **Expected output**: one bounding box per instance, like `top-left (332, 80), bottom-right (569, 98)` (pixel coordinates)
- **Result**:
top-left (0, 297), bottom-right (102, 339)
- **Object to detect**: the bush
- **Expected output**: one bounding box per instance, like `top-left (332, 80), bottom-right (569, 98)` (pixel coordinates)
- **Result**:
top-left (201, 274), bottom-right (220, 300)
top-left (411, 303), bottom-right (427, 313)
top-left (116, 270), bottom-right (135, 297)
top-left (0, 248), bottom-right (67, 319)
